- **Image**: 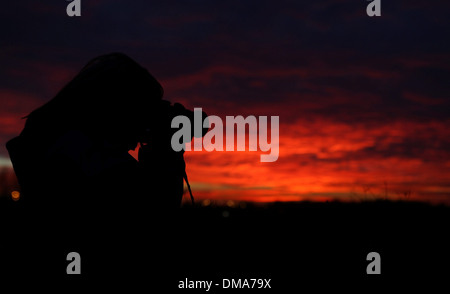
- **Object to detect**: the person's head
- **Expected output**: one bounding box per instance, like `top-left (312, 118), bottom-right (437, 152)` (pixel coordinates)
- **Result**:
top-left (24, 53), bottom-right (164, 150)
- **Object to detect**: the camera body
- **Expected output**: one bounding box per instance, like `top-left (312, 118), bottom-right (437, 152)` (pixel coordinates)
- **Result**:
top-left (139, 100), bottom-right (208, 155)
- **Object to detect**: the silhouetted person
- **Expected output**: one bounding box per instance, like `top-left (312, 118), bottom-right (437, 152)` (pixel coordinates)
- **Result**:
top-left (5, 53), bottom-right (205, 279)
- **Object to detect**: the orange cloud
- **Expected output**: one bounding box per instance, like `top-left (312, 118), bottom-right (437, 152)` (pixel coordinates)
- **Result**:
top-left (184, 119), bottom-right (450, 205)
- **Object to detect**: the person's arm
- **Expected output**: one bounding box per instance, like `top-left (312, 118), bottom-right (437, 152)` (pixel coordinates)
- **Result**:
top-left (137, 143), bottom-right (185, 208)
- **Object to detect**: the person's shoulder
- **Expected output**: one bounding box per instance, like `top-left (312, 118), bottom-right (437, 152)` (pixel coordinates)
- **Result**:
top-left (47, 129), bottom-right (139, 177)
top-left (46, 129), bottom-right (92, 161)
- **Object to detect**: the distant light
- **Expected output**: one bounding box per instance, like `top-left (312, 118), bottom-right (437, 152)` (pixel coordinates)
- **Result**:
top-left (226, 200), bottom-right (235, 207)
top-left (222, 210), bottom-right (230, 218)
top-left (202, 199), bottom-right (211, 206)
top-left (11, 191), bottom-right (20, 201)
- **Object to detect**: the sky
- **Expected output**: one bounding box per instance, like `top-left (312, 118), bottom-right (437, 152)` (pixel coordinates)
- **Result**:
top-left (1, 0), bottom-right (449, 204)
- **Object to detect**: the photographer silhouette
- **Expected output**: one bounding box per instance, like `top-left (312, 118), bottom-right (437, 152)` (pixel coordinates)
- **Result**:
top-left (5, 53), bottom-right (206, 279)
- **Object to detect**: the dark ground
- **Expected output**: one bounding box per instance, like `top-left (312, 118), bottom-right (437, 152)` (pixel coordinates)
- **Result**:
top-left (0, 198), bottom-right (449, 291)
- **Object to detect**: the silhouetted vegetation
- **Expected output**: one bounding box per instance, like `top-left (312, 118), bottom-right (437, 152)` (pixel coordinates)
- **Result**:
top-left (1, 195), bottom-right (448, 289)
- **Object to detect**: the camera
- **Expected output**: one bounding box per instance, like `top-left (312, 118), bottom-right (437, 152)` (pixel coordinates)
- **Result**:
top-left (139, 100), bottom-right (208, 152)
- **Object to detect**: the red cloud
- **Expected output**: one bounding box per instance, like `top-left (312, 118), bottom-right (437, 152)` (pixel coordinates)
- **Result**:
top-left (184, 119), bottom-right (450, 205)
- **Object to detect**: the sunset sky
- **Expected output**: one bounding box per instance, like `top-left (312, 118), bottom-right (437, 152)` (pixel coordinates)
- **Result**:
top-left (1, 0), bottom-right (449, 204)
